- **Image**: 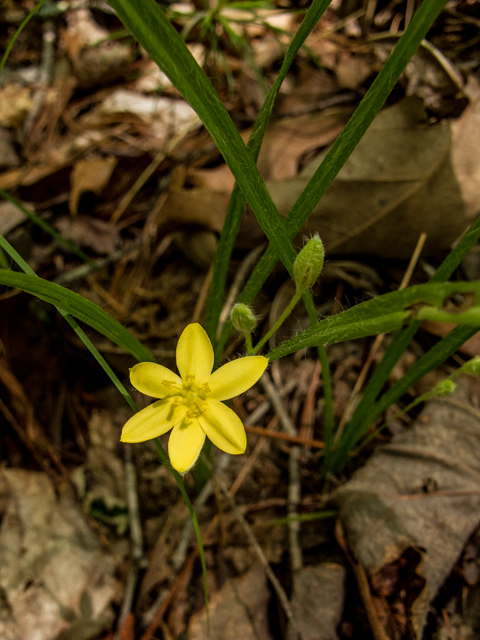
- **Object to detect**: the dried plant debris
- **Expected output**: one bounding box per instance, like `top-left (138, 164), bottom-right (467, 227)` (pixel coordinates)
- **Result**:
top-left (188, 563), bottom-right (272, 640)
top-left (0, 469), bottom-right (120, 640)
top-left (333, 380), bottom-right (480, 639)
top-left (291, 563), bottom-right (346, 640)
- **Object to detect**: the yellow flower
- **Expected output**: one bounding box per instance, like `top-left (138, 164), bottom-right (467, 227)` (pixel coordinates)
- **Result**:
top-left (121, 323), bottom-right (268, 474)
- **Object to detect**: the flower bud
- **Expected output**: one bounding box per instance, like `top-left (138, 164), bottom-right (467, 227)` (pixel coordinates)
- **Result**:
top-left (434, 379), bottom-right (457, 397)
top-left (231, 303), bottom-right (257, 333)
top-left (460, 356), bottom-right (480, 376)
top-left (293, 234), bottom-right (325, 290)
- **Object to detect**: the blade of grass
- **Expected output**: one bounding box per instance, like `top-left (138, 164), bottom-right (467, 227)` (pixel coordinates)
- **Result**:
top-left (205, 0), bottom-right (333, 345)
top-left (265, 281), bottom-right (480, 360)
top-left (0, 0), bottom-right (48, 76)
top-left (0, 263), bottom-right (155, 363)
top-left (0, 190), bottom-right (99, 269)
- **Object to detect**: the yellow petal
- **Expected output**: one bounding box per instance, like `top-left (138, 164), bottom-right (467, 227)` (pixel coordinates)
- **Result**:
top-left (207, 356), bottom-right (268, 401)
top-left (121, 398), bottom-right (187, 443)
top-left (168, 417), bottom-right (206, 474)
top-left (130, 362), bottom-right (182, 398)
top-left (176, 323), bottom-right (214, 384)
top-left (199, 399), bottom-right (246, 454)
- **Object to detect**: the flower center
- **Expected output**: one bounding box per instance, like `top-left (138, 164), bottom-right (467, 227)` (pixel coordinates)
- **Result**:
top-left (163, 375), bottom-right (210, 418)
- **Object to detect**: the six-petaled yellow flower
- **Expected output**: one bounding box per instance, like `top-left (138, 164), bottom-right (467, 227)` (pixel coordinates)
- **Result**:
top-left (121, 323), bottom-right (268, 473)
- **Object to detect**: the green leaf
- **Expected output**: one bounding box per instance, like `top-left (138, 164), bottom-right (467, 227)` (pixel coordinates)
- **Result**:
top-left (0, 269), bottom-right (155, 363)
top-left (266, 282), bottom-right (480, 361)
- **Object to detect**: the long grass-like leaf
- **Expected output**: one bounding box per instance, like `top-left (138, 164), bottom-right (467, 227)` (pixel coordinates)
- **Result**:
top-left (266, 281), bottom-right (480, 360)
top-left (329, 324), bottom-right (479, 472)
top-left (0, 268), bottom-right (155, 362)
top-left (0, 190), bottom-right (97, 268)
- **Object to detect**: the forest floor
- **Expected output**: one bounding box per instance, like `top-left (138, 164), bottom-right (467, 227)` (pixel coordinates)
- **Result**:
top-left (1, 1), bottom-right (480, 639)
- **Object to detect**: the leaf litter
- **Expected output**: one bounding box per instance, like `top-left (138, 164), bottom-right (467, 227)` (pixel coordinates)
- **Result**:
top-left (0, 1), bottom-right (479, 639)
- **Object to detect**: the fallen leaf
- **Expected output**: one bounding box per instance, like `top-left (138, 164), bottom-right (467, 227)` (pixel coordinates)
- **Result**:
top-left (188, 563), bottom-right (272, 640)
top-left (421, 321), bottom-right (480, 358)
top-left (333, 380), bottom-right (480, 638)
top-left (0, 127), bottom-right (20, 168)
top-left (0, 84), bottom-right (33, 127)
top-left (63, 8), bottom-right (133, 89)
top-left (0, 200), bottom-right (27, 235)
top-left (55, 215), bottom-right (121, 255)
top-left (69, 156), bottom-right (117, 215)
top-left (291, 563), bottom-right (346, 640)
top-left (0, 469), bottom-right (120, 640)
top-left (157, 97), bottom-right (480, 259)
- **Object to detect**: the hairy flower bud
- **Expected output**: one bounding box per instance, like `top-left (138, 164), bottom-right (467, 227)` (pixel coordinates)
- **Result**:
top-left (231, 303), bottom-right (257, 333)
top-left (460, 356), bottom-right (480, 375)
top-left (434, 379), bottom-right (457, 397)
top-left (293, 234), bottom-right (325, 290)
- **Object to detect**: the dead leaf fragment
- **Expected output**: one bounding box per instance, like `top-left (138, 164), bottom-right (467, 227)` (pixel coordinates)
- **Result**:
top-left (188, 564), bottom-right (272, 640)
top-left (0, 201), bottom-right (27, 236)
top-left (0, 128), bottom-right (20, 168)
top-left (0, 469), bottom-right (120, 640)
top-left (69, 156), bottom-right (117, 215)
top-left (334, 382), bottom-right (480, 638)
top-left (0, 85), bottom-right (33, 128)
top-left (55, 215), bottom-right (121, 254)
top-left (270, 97), bottom-right (474, 257)
top-left (291, 563), bottom-right (346, 640)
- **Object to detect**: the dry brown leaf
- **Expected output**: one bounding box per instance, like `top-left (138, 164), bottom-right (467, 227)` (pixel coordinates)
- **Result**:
top-left (270, 96), bottom-right (479, 257)
top-left (55, 215), bottom-right (121, 254)
top-left (0, 84), bottom-right (33, 128)
top-left (291, 563), bottom-right (346, 640)
top-left (0, 469), bottom-right (120, 640)
top-left (333, 381), bottom-right (480, 638)
top-left (63, 8), bottom-right (133, 89)
top-left (421, 322), bottom-right (480, 358)
top-left (0, 129), bottom-right (107, 190)
top-left (159, 97), bottom-right (480, 259)
top-left (69, 156), bottom-right (117, 215)
top-left (0, 127), bottom-right (20, 168)
top-left (188, 563), bottom-right (272, 640)
top-left (0, 200), bottom-right (26, 235)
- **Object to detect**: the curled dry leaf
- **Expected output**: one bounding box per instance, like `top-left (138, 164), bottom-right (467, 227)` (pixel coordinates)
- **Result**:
top-left (333, 380), bottom-right (480, 638)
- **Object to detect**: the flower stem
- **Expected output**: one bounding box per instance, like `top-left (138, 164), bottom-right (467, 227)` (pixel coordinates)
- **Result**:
top-left (244, 331), bottom-right (254, 355)
top-left (154, 439), bottom-right (210, 624)
top-left (252, 287), bottom-right (305, 354)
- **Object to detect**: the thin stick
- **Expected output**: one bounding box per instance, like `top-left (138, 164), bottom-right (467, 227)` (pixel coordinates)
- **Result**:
top-left (192, 263), bottom-right (214, 323)
top-left (109, 122), bottom-right (199, 224)
top-left (261, 373), bottom-right (303, 573)
top-left (245, 425), bottom-right (324, 449)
